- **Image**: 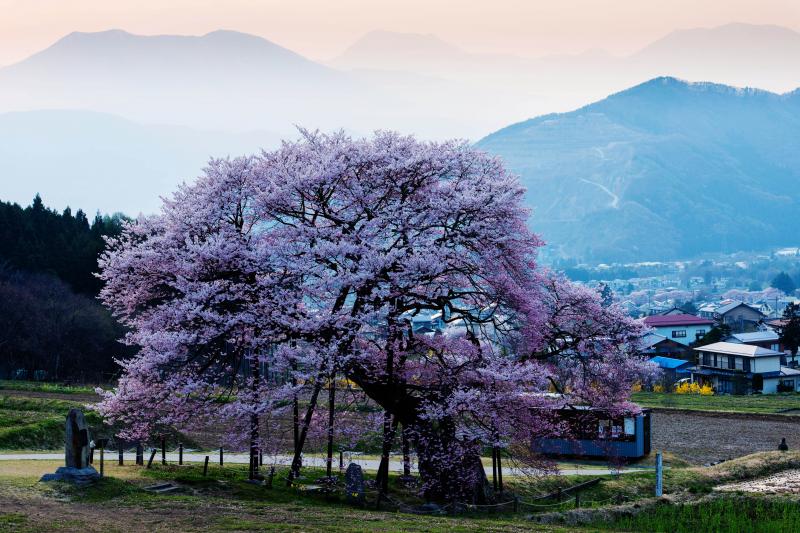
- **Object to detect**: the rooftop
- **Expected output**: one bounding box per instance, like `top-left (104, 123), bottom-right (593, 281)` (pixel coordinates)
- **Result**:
top-left (643, 314), bottom-right (714, 327)
top-left (715, 300), bottom-right (764, 316)
top-left (728, 331), bottom-right (780, 344)
top-left (650, 356), bottom-right (693, 370)
top-left (694, 341), bottom-right (782, 358)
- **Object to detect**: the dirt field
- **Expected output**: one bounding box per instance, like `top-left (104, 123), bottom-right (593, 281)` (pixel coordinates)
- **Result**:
top-left (651, 410), bottom-right (800, 465)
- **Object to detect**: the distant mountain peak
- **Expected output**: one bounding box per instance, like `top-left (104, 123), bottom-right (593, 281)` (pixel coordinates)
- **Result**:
top-left (6, 27), bottom-right (319, 72)
top-left (330, 30), bottom-right (470, 71)
top-left (346, 30), bottom-right (463, 54)
top-left (634, 22), bottom-right (800, 58)
top-left (616, 76), bottom-right (782, 98)
top-left (478, 77), bottom-right (800, 262)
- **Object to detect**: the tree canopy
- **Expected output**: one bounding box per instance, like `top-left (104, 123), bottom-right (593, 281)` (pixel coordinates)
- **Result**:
top-left (772, 271), bottom-right (797, 295)
top-left (0, 196), bottom-right (130, 380)
top-left (97, 131), bottom-right (654, 501)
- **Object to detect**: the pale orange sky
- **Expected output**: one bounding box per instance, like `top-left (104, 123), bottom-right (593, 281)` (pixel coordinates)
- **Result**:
top-left (2, 0), bottom-right (799, 66)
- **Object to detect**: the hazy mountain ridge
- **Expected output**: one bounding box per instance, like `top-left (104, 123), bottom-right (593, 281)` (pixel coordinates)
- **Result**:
top-left (0, 109), bottom-right (282, 215)
top-left (3, 24), bottom-right (800, 259)
top-left (3, 23), bottom-right (799, 142)
top-left (478, 77), bottom-right (800, 262)
top-left (0, 29), bottom-right (522, 140)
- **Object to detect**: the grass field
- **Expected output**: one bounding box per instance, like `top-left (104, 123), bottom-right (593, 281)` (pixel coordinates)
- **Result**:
top-left (592, 496), bottom-right (800, 533)
top-left (4, 381), bottom-right (800, 530)
top-left (0, 395), bottom-right (105, 450)
top-left (632, 391), bottom-right (800, 415)
top-left (3, 452), bottom-right (800, 532)
top-left (0, 380), bottom-right (98, 395)
top-left (0, 460), bottom-right (542, 532)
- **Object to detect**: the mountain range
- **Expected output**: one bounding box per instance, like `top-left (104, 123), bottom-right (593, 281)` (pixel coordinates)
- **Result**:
top-left (477, 77), bottom-right (800, 262)
top-left (1, 24), bottom-right (800, 259)
top-left (2, 23), bottom-right (799, 140)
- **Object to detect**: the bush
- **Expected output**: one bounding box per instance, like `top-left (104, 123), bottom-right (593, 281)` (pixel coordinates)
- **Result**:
top-left (674, 382), bottom-right (714, 395)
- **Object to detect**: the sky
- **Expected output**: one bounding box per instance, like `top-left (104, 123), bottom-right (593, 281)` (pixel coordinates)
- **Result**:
top-left (2, 0), bottom-right (800, 66)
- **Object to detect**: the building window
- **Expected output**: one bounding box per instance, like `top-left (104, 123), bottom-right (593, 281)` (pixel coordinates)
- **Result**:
top-left (702, 353), bottom-right (711, 366)
top-left (728, 356), bottom-right (735, 370)
top-left (672, 330), bottom-right (687, 338)
top-left (778, 380), bottom-right (795, 393)
top-left (696, 329), bottom-right (706, 339)
top-left (743, 359), bottom-right (751, 373)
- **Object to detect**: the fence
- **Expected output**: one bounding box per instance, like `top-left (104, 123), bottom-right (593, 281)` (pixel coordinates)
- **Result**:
top-left (103, 435), bottom-right (661, 518)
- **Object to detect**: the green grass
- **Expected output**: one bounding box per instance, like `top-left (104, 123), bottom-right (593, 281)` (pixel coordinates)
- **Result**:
top-left (6, 452), bottom-right (800, 532)
top-left (0, 512), bottom-right (27, 527)
top-left (0, 395), bottom-right (105, 450)
top-left (591, 496), bottom-right (800, 532)
top-left (632, 391), bottom-right (800, 415)
top-left (0, 380), bottom-right (98, 395)
top-left (41, 462), bottom-right (544, 531)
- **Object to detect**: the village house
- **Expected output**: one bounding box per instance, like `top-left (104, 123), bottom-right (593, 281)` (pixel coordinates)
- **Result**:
top-left (692, 341), bottom-right (800, 394)
top-left (643, 313), bottom-right (714, 346)
top-left (725, 330), bottom-right (781, 352)
top-left (700, 301), bottom-right (765, 332)
top-left (649, 355), bottom-right (694, 386)
top-left (641, 333), bottom-right (690, 359)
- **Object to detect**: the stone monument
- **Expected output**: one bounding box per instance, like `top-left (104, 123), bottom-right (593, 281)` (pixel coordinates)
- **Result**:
top-left (344, 463), bottom-right (365, 506)
top-left (40, 409), bottom-right (101, 486)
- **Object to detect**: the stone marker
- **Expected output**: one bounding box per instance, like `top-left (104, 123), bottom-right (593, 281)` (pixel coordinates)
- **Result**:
top-left (344, 463), bottom-right (365, 506)
top-left (40, 409), bottom-right (101, 486)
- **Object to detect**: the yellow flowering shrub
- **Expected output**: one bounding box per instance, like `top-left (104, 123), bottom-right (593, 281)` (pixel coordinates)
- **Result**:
top-left (699, 383), bottom-right (714, 395)
top-left (632, 382), bottom-right (643, 392)
top-left (674, 381), bottom-right (713, 395)
top-left (653, 384), bottom-right (664, 393)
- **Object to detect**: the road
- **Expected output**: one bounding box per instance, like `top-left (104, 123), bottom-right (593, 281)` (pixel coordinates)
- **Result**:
top-left (0, 451), bottom-right (650, 477)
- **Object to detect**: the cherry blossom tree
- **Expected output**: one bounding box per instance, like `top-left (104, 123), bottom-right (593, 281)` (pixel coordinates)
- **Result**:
top-left (97, 130), bottom-right (654, 502)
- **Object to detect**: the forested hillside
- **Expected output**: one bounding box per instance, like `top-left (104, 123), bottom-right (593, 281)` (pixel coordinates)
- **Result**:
top-left (0, 195), bottom-right (130, 381)
top-left (478, 77), bottom-right (800, 261)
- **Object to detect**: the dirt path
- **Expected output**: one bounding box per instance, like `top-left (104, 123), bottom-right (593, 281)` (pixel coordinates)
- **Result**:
top-left (716, 469), bottom-right (800, 494)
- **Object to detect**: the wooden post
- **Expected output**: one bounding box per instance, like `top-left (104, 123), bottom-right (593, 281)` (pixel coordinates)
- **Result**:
top-left (402, 427), bottom-right (411, 477)
top-left (203, 456), bottom-right (209, 476)
top-left (89, 447), bottom-right (94, 464)
top-left (339, 450), bottom-right (344, 472)
top-left (655, 451), bottom-right (663, 497)
top-left (99, 444), bottom-right (105, 477)
top-left (497, 448), bottom-right (504, 494)
top-left (146, 448), bottom-right (157, 469)
top-left (178, 442), bottom-right (183, 465)
top-left (118, 445), bottom-right (124, 466)
top-left (326, 373), bottom-right (336, 478)
top-left (259, 449), bottom-right (263, 467)
top-left (219, 447), bottom-right (224, 466)
top-left (136, 443), bottom-right (144, 466)
top-left (160, 435), bottom-right (166, 465)
top-left (575, 492), bottom-right (580, 509)
top-left (491, 447), bottom-right (498, 491)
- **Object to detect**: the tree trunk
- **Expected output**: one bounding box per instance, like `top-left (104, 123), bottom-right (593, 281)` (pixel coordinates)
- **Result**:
top-left (412, 417), bottom-right (491, 504)
top-left (249, 353), bottom-right (260, 480)
top-left (402, 425), bottom-right (411, 477)
top-left (375, 412), bottom-right (399, 493)
top-left (287, 376), bottom-right (324, 484)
